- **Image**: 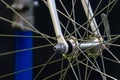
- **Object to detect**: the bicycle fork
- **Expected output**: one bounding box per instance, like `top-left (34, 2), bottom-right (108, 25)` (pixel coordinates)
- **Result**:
top-left (47, 0), bottom-right (103, 55)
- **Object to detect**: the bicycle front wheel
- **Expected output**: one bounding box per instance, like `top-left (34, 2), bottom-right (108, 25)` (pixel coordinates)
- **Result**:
top-left (0, 0), bottom-right (120, 80)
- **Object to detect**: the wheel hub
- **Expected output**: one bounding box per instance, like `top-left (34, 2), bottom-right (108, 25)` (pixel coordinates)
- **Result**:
top-left (54, 36), bottom-right (79, 59)
top-left (54, 35), bottom-right (104, 59)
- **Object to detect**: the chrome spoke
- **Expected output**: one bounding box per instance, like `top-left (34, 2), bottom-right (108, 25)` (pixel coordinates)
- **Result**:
top-left (69, 60), bottom-right (79, 80)
top-left (0, 0), bottom-right (119, 80)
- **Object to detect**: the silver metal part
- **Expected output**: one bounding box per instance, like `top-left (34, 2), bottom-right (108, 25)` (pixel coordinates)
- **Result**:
top-left (66, 36), bottom-right (79, 54)
top-left (81, 0), bottom-right (103, 42)
top-left (54, 36), bottom-right (79, 55)
top-left (47, 0), bottom-right (68, 53)
top-left (79, 38), bottom-right (100, 49)
top-left (80, 42), bottom-right (100, 49)
top-left (54, 35), bottom-right (103, 56)
top-left (80, 37), bottom-right (104, 57)
top-left (54, 43), bottom-right (67, 54)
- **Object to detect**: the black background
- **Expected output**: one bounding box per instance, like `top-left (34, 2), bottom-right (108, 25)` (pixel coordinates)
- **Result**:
top-left (0, 0), bottom-right (120, 80)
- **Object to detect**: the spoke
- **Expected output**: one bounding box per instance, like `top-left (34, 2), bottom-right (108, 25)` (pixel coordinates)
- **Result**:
top-left (43, 62), bottom-right (71, 80)
top-left (43, 0), bottom-right (93, 36)
top-left (100, 50), bottom-right (107, 80)
top-left (95, 0), bottom-right (117, 18)
top-left (59, 57), bottom-right (87, 80)
top-left (59, 21), bottom-right (72, 36)
top-left (63, 15), bottom-right (73, 37)
top-left (0, 44), bottom-right (55, 56)
top-left (43, 58), bottom-right (87, 80)
top-left (77, 46), bottom-right (117, 80)
top-left (0, 34), bottom-right (56, 40)
top-left (58, 0), bottom-right (83, 39)
top-left (76, 59), bottom-right (117, 80)
top-left (94, 57), bottom-right (106, 80)
top-left (34, 52), bottom-right (57, 80)
top-left (78, 47), bottom-right (99, 71)
top-left (102, 44), bottom-right (120, 64)
top-left (107, 0), bottom-right (111, 15)
top-left (106, 43), bottom-right (120, 47)
top-left (59, 59), bottom-right (77, 80)
top-left (57, 10), bottom-right (93, 34)
top-left (69, 0), bottom-right (78, 37)
top-left (1, 0), bottom-right (55, 47)
top-left (103, 56), bottom-right (119, 64)
top-left (76, 58), bottom-right (82, 80)
top-left (81, 0), bottom-right (102, 38)
top-left (108, 0), bottom-right (118, 13)
top-left (44, 0), bottom-right (85, 40)
top-left (60, 56), bottom-right (64, 80)
top-left (86, 62), bottom-right (95, 80)
top-left (59, 11), bottom-right (74, 37)
top-left (43, 0), bottom-right (118, 42)
top-left (60, 63), bottom-right (69, 80)
top-left (1, 0), bottom-right (39, 33)
top-left (0, 16), bottom-right (16, 25)
top-left (82, 22), bottom-right (90, 39)
top-left (43, 68), bottom-right (67, 80)
top-left (85, 60), bottom-right (88, 80)
top-left (68, 60), bottom-right (79, 80)
top-left (93, 0), bottom-right (102, 15)
top-left (82, 0), bottom-right (116, 39)
top-left (0, 0), bottom-right (119, 80)
top-left (110, 35), bottom-right (120, 42)
top-left (0, 58), bottom-right (63, 78)
top-left (0, 16), bottom-right (56, 40)
top-left (72, 0), bottom-right (77, 38)
top-left (58, 0), bottom-right (70, 16)
top-left (71, 0), bottom-right (117, 37)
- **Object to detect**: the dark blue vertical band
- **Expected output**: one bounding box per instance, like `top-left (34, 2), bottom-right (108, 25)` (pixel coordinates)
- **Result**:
top-left (15, 31), bottom-right (33, 80)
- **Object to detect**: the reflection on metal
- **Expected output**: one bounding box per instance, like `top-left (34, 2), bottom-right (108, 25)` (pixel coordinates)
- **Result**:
top-left (47, 0), bottom-right (69, 53)
top-left (81, 0), bottom-right (103, 42)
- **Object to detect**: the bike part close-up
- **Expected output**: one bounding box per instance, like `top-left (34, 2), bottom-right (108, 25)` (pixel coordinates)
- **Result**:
top-left (0, 0), bottom-right (120, 80)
